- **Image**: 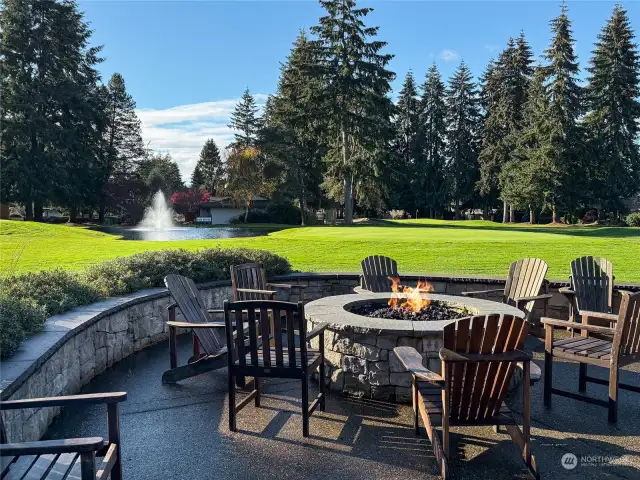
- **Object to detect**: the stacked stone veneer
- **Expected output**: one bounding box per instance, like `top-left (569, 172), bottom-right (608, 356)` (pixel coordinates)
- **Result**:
top-left (308, 325), bottom-right (442, 402)
top-left (2, 272), bottom-right (637, 443)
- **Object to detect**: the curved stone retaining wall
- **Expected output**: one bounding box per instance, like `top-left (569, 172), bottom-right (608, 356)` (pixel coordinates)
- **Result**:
top-left (1, 272), bottom-right (637, 443)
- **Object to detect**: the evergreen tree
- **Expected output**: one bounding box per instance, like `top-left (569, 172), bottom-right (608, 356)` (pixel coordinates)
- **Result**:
top-left (310, 0), bottom-right (395, 223)
top-left (229, 88), bottom-right (262, 148)
top-left (445, 61), bottom-right (481, 219)
top-left (391, 71), bottom-right (421, 211)
top-left (503, 67), bottom-right (560, 223)
top-left (585, 4), bottom-right (640, 213)
top-left (101, 72), bottom-right (145, 221)
top-left (418, 64), bottom-right (448, 217)
top-left (261, 31), bottom-right (326, 224)
top-left (543, 2), bottom-right (584, 220)
top-left (138, 152), bottom-right (185, 198)
top-left (0, 0), bottom-right (108, 221)
top-left (191, 139), bottom-right (224, 194)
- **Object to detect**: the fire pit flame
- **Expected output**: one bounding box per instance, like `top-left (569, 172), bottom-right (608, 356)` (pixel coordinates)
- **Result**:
top-left (388, 277), bottom-right (435, 312)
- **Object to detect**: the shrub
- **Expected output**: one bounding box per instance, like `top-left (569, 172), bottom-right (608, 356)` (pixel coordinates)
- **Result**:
top-left (626, 212), bottom-right (640, 227)
top-left (1, 248), bottom-right (291, 357)
top-left (389, 209), bottom-right (405, 220)
top-left (581, 209), bottom-right (599, 224)
top-left (83, 248), bottom-right (291, 297)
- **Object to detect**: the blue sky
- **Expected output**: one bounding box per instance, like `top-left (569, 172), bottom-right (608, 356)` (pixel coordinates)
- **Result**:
top-left (79, 0), bottom-right (640, 180)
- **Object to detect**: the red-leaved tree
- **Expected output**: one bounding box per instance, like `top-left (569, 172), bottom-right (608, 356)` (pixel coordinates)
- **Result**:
top-left (171, 190), bottom-right (211, 221)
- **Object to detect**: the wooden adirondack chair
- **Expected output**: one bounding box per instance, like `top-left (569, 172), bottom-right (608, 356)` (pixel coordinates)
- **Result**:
top-left (542, 291), bottom-right (640, 423)
top-left (224, 300), bottom-right (327, 437)
top-left (360, 255), bottom-right (399, 292)
top-left (462, 258), bottom-right (552, 324)
top-left (231, 263), bottom-right (304, 301)
top-left (394, 315), bottom-right (537, 479)
top-left (1, 392), bottom-right (126, 480)
top-left (559, 256), bottom-right (615, 324)
top-left (162, 274), bottom-right (231, 383)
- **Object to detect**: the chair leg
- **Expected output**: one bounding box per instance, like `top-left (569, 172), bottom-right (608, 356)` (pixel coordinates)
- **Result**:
top-left (544, 328), bottom-right (553, 408)
top-left (412, 377), bottom-right (419, 435)
top-left (302, 375), bottom-right (310, 437)
top-left (494, 425), bottom-right (500, 434)
top-left (609, 366), bottom-right (619, 423)
top-left (319, 361), bottom-right (326, 412)
top-left (228, 373), bottom-right (237, 432)
top-left (579, 363), bottom-right (587, 392)
top-left (255, 377), bottom-right (261, 407)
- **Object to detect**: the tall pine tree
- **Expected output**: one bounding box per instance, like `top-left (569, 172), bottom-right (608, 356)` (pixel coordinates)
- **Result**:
top-left (391, 71), bottom-right (421, 211)
top-left (419, 64), bottom-right (447, 217)
top-left (191, 139), bottom-right (224, 194)
top-left (229, 88), bottom-right (262, 148)
top-left (261, 31), bottom-right (326, 224)
top-left (585, 3), bottom-right (640, 213)
top-left (543, 2), bottom-right (583, 221)
top-left (445, 61), bottom-right (481, 219)
top-left (101, 72), bottom-right (145, 221)
top-left (311, 0), bottom-right (394, 223)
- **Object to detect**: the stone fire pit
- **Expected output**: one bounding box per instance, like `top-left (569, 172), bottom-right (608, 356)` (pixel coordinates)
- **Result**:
top-left (305, 292), bottom-right (524, 402)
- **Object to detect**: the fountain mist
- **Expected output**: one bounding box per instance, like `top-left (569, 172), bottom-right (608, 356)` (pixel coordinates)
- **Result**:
top-left (138, 191), bottom-right (175, 230)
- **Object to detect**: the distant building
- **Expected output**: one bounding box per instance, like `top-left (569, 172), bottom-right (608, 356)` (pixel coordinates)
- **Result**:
top-left (196, 196), bottom-right (269, 224)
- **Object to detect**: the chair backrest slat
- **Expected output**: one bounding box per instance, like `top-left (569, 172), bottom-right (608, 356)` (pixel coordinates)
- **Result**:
top-left (615, 292), bottom-right (640, 357)
top-left (164, 274), bottom-right (225, 354)
top-left (361, 255), bottom-right (399, 292)
top-left (443, 314), bottom-right (528, 422)
top-left (504, 258), bottom-right (548, 318)
top-left (224, 300), bottom-right (304, 371)
top-left (570, 256), bottom-right (613, 313)
top-left (231, 263), bottom-right (270, 301)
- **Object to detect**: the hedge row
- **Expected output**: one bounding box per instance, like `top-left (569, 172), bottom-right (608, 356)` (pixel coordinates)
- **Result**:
top-left (0, 248), bottom-right (291, 357)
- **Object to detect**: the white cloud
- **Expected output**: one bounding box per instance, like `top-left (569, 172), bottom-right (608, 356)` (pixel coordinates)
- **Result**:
top-left (136, 94), bottom-right (267, 182)
top-left (439, 49), bottom-right (460, 63)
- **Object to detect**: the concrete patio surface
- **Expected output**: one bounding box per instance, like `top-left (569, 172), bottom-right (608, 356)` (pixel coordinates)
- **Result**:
top-left (46, 335), bottom-right (640, 479)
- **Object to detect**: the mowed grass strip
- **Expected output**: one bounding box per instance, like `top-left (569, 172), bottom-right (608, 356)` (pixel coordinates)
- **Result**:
top-left (1, 219), bottom-right (639, 282)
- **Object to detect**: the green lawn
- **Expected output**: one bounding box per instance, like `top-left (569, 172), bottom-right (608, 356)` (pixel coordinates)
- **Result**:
top-left (2, 219), bottom-right (639, 282)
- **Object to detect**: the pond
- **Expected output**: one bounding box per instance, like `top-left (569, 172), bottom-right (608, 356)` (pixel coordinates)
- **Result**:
top-left (96, 226), bottom-right (274, 241)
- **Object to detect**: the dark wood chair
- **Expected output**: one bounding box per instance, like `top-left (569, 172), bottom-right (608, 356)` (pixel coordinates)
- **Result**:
top-left (162, 274), bottom-right (231, 383)
top-left (360, 255), bottom-right (400, 292)
top-left (224, 300), bottom-right (327, 437)
top-left (0, 392), bottom-right (126, 480)
top-left (559, 256), bottom-right (615, 324)
top-left (394, 315), bottom-right (537, 479)
top-left (542, 291), bottom-right (640, 423)
top-left (231, 263), bottom-right (305, 301)
top-left (462, 258), bottom-right (552, 325)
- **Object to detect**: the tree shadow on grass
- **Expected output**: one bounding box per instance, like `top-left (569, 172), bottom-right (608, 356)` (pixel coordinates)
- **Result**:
top-left (364, 219), bottom-right (640, 239)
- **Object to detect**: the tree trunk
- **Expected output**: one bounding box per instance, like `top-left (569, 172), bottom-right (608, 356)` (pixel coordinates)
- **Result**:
top-left (509, 205), bottom-right (515, 223)
top-left (34, 200), bottom-right (43, 222)
top-left (552, 203), bottom-right (558, 223)
top-left (69, 205), bottom-right (78, 223)
top-left (502, 200), bottom-right (508, 223)
top-left (243, 205), bottom-right (249, 223)
top-left (483, 204), bottom-right (489, 221)
top-left (429, 208), bottom-right (435, 219)
top-left (342, 126), bottom-right (353, 224)
top-left (25, 200), bottom-right (33, 221)
top-left (454, 199), bottom-right (460, 220)
top-left (87, 208), bottom-right (94, 221)
top-left (299, 197), bottom-right (306, 226)
top-left (529, 206), bottom-right (535, 225)
top-left (99, 204), bottom-right (106, 223)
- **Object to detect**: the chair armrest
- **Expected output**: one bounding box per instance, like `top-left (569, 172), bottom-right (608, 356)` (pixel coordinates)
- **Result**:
top-left (515, 293), bottom-right (553, 303)
top-left (266, 283), bottom-right (293, 289)
top-left (306, 323), bottom-right (328, 342)
top-left (461, 288), bottom-right (504, 297)
top-left (236, 288), bottom-right (278, 296)
top-left (207, 308), bottom-right (224, 315)
top-left (541, 317), bottom-right (616, 335)
top-left (558, 287), bottom-right (574, 296)
top-left (439, 348), bottom-right (531, 363)
top-left (167, 302), bottom-right (177, 311)
top-left (393, 347), bottom-right (444, 385)
top-left (0, 392), bottom-right (127, 410)
top-left (167, 321), bottom-right (225, 329)
top-left (579, 310), bottom-right (618, 322)
top-left (0, 437), bottom-right (105, 456)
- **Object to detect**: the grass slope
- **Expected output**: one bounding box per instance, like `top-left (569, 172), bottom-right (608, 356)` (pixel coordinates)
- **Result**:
top-left (2, 219), bottom-right (639, 282)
